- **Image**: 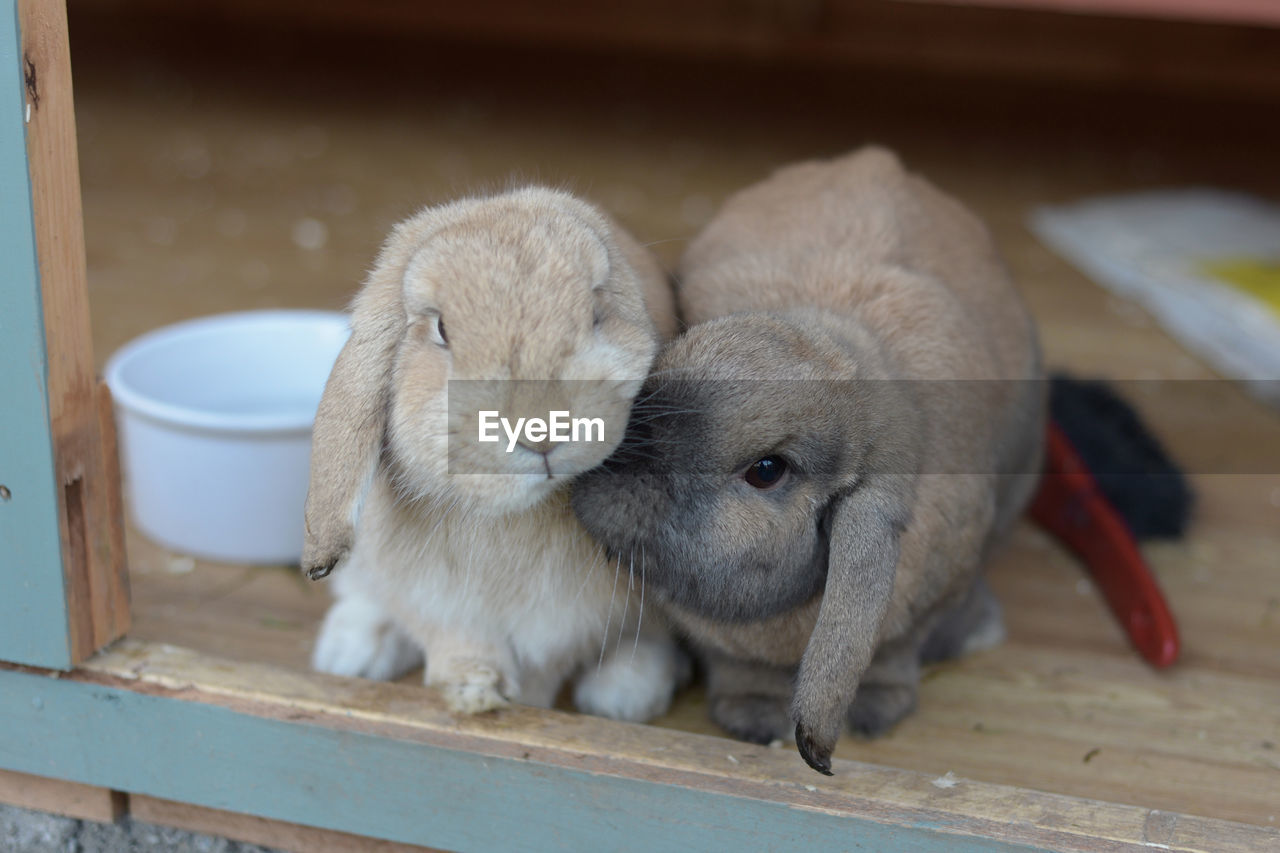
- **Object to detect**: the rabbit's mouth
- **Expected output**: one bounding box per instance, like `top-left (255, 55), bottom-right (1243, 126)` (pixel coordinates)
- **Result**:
top-left (440, 470), bottom-right (565, 516)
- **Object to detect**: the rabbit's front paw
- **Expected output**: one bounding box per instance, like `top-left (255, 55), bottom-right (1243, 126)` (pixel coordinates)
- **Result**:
top-left (709, 693), bottom-right (794, 745)
top-left (312, 597), bottom-right (423, 681)
top-left (436, 664), bottom-right (510, 714)
top-left (846, 683), bottom-right (917, 738)
top-left (574, 638), bottom-right (680, 722)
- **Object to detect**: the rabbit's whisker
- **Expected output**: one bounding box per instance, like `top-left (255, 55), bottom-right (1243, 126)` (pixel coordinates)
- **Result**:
top-left (617, 434), bottom-right (692, 448)
top-left (632, 543), bottom-right (646, 665)
top-left (626, 410), bottom-right (702, 424)
top-left (616, 547), bottom-right (634, 654)
top-left (571, 539), bottom-right (604, 609)
top-left (637, 365), bottom-right (705, 381)
top-left (639, 237), bottom-right (685, 250)
top-left (599, 551), bottom-right (622, 671)
top-left (461, 521), bottom-right (477, 600)
top-left (612, 445), bottom-right (681, 462)
top-left (627, 404), bottom-right (701, 417)
top-left (422, 495), bottom-right (462, 554)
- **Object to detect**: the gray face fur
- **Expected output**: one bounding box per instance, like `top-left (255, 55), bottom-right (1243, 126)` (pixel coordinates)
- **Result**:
top-left (572, 314), bottom-right (892, 622)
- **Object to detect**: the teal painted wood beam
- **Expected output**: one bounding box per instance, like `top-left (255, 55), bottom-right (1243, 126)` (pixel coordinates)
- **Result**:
top-left (0, 0), bottom-right (74, 668)
top-left (6, 643), bottom-right (1277, 852)
top-left (0, 664), bottom-right (1048, 853)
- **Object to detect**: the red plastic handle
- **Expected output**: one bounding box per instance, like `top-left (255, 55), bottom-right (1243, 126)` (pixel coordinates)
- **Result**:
top-left (1029, 423), bottom-right (1180, 668)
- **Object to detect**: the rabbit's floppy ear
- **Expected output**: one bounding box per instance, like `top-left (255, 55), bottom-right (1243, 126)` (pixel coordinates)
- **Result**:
top-left (302, 259), bottom-right (408, 580)
top-left (791, 478), bottom-right (912, 774)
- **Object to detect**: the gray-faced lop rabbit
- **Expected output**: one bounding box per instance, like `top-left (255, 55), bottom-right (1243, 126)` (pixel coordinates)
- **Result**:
top-left (572, 149), bottom-right (1045, 771)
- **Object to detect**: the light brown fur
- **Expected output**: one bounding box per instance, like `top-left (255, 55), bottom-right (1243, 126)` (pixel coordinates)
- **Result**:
top-left (572, 148), bottom-right (1045, 770)
top-left (304, 186), bottom-right (683, 721)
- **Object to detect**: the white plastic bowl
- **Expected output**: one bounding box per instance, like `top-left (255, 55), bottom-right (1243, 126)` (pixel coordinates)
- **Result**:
top-left (105, 310), bottom-right (350, 564)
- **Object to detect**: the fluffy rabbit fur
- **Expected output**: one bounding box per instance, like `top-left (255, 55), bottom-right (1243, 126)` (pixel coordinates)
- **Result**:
top-left (572, 149), bottom-right (1045, 771)
top-left (304, 186), bottom-right (683, 721)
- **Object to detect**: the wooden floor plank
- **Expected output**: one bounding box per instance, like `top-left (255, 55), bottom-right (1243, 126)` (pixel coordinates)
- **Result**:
top-left (59, 641), bottom-right (1278, 852)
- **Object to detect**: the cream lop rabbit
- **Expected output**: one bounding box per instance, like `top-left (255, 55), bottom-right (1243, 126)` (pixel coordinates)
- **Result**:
top-left (572, 149), bottom-right (1045, 770)
top-left (304, 186), bottom-right (683, 720)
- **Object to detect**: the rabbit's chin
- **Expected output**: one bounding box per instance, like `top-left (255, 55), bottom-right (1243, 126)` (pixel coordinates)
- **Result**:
top-left (443, 472), bottom-right (566, 517)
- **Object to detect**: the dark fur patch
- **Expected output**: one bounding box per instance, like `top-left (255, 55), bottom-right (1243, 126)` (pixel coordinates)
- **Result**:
top-left (573, 374), bottom-right (841, 622)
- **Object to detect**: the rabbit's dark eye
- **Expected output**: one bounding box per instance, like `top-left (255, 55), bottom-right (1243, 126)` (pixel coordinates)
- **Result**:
top-left (431, 313), bottom-right (449, 348)
top-left (744, 456), bottom-right (788, 490)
